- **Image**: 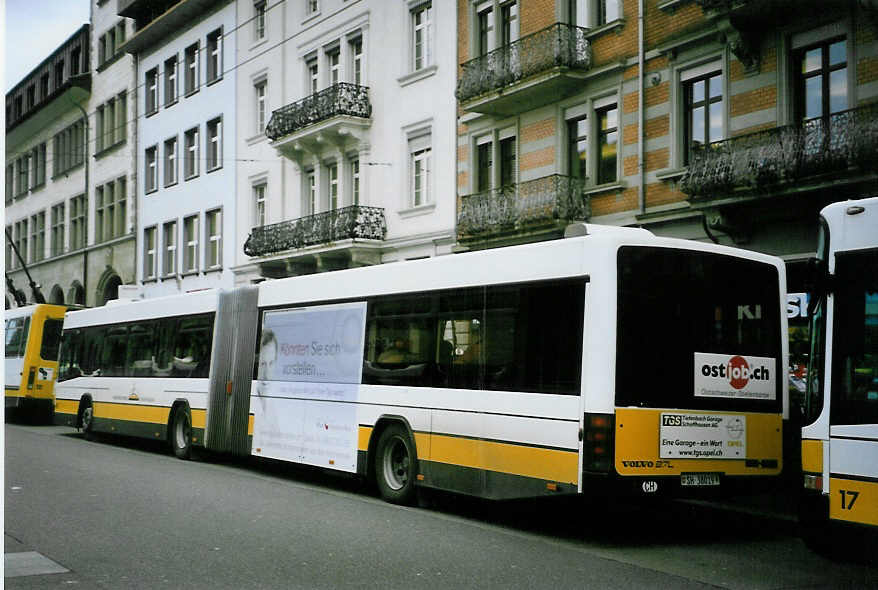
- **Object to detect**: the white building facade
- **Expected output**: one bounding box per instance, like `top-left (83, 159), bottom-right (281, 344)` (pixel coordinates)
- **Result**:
top-left (119, 0), bottom-right (238, 297)
top-left (233, 0), bottom-right (457, 283)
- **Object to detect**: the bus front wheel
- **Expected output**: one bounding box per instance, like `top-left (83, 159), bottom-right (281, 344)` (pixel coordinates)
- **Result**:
top-left (374, 424), bottom-right (417, 505)
top-left (170, 407), bottom-right (192, 460)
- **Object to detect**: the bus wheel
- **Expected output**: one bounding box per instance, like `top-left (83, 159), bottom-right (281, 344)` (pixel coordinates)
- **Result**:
top-left (170, 407), bottom-right (192, 460)
top-left (80, 400), bottom-right (95, 441)
top-left (374, 424), bottom-right (417, 505)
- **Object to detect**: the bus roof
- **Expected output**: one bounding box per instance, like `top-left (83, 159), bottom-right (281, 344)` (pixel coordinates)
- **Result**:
top-left (62, 289), bottom-right (219, 329)
top-left (820, 196), bottom-right (878, 255)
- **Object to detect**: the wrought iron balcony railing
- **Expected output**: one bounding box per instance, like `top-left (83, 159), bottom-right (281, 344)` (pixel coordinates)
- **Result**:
top-left (265, 83), bottom-right (371, 141)
top-left (457, 174), bottom-right (588, 237)
top-left (680, 103), bottom-right (878, 199)
top-left (243, 205), bottom-right (386, 257)
top-left (456, 23), bottom-right (592, 104)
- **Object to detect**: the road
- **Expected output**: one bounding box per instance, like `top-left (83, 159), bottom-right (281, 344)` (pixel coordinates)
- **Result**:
top-left (5, 423), bottom-right (877, 589)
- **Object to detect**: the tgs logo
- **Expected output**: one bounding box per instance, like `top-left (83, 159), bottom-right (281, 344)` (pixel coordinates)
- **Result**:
top-left (701, 355), bottom-right (770, 390)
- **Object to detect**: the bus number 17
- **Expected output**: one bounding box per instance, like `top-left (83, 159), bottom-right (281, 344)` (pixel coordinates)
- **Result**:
top-left (839, 489), bottom-right (859, 510)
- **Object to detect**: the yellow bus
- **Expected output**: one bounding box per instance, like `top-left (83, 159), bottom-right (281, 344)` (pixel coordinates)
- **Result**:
top-left (56, 226), bottom-right (788, 504)
top-left (5, 304), bottom-right (67, 422)
top-left (800, 197), bottom-right (878, 552)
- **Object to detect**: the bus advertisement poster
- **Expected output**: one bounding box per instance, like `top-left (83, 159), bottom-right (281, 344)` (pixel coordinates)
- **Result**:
top-left (659, 413), bottom-right (747, 459)
top-left (693, 352), bottom-right (776, 400)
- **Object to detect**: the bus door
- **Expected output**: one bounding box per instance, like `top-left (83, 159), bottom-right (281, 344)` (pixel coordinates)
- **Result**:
top-left (825, 250), bottom-right (878, 528)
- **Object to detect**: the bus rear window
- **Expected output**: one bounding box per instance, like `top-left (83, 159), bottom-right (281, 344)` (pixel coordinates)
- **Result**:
top-left (40, 319), bottom-right (64, 361)
top-left (616, 246), bottom-right (782, 412)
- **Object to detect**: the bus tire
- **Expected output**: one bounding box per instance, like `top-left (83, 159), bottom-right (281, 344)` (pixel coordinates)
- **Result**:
top-left (374, 424), bottom-right (417, 505)
top-left (170, 406), bottom-right (192, 460)
top-left (80, 399), bottom-right (95, 441)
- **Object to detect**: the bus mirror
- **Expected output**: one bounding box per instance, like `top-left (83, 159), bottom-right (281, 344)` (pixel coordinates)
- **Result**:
top-left (805, 257), bottom-right (828, 317)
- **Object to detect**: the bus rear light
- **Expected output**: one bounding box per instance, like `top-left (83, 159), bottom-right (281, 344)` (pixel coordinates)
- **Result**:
top-left (583, 413), bottom-right (614, 473)
top-left (803, 474), bottom-right (823, 491)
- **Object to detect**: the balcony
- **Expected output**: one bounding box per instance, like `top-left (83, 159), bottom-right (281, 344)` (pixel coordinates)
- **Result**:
top-left (265, 83), bottom-right (371, 155)
top-left (457, 175), bottom-right (589, 242)
top-left (118, 0), bottom-right (218, 54)
top-left (243, 205), bottom-right (386, 258)
top-left (456, 23), bottom-right (592, 117)
top-left (680, 103), bottom-right (878, 202)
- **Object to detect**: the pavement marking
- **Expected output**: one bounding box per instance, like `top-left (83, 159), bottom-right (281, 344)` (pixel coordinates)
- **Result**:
top-left (4, 551), bottom-right (70, 578)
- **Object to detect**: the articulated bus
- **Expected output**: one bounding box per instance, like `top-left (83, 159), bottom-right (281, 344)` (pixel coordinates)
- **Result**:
top-left (55, 226), bottom-right (787, 504)
top-left (5, 303), bottom-right (67, 422)
top-left (800, 196), bottom-right (878, 550)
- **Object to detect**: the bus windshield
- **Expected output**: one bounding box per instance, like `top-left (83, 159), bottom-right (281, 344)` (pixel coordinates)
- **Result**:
top-left (616, 246), bottom-right (782, 412)
top-left (829, 249), bottom-right (878, 426)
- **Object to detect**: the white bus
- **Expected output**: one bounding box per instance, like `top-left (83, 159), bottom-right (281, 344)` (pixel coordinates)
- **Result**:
top-left (55, 226), bottom-right (788, 504)
top-left (800, 196), bottom-right (878, 550)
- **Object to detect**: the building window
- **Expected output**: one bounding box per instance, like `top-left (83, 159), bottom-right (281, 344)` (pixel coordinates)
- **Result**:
top-left (51, 202), bottom-right (65, 257)
top-left (205, 209), bottom-right (222, 269)
top-left (185, 42), bottom-right (199, 95)
top-left (5, 224), bottom-right (13, 269)
top-left (54, 60), bottom-right (65, 88)
top-left (350, 158), bottom-right (360, 205)
top-left (70, 194), bottom-right (87, 250)
top-left (597, 104), bottom-right (618, 184)
top-left (684, 71), bottom-right (723, 163)
top-left (306, 169), bottom-right (317, 214)
top-left (116, 91), bottom-right (127, 145)
top-left (351, 38), bottom-right (363, 85)
top-left (29, 212), bottom-right (45, 262)
top-left (307, 0), bottom-right (319, 16)
top-left (567, 116), bottom-right (588, 181)
top-left (52, 119), bottom-right (85, 177)
top-left (95, 185), bottom-right (107, 243)
top-left (165, 55), bottom-right (178, 106)
top-left (499, 136), bottom-right (516, 188)
top-left (500, 1), bottom-right (519, 46)
top-left (207, 28), bottom-right (223, 83)
top-left (185, 127), bottom-right (200, 179)
top-left (94, 179), bottom-right (125, 243)
top-left (255, 79), bottom-right (267, 134)
top-left (328, 163), bottom-right (339, 209)
top-left (476, 139), bottom-right (492, 192)
top-left (254, 182), bottom-right (267, 226)
top-left (144, 226), bottom-right (157, 280)
top-left (39, 74), bottom-right (49, 100)
top-left (115, 177), bottom-right (127, 238)
top-left (409, 131), bottom-right (432, 207)
top-left (478, 3), bottom-right (494, 56)
top-left (26, 85), bottom-right (35, 109)
top-left (31, 143), bottom-right (46, 188)
top-left (145, 146), bottom-right (158, 193)
top-left (254, 1), bottom-right (266, 41)
top-left (328, 48), bottom-right (340, 85)
top-left (5, 164), bottom-right (13, 202)
top-left (146, 67), bottom-right (158, 115)
top-left (163, 221), bottom-right (177, 276)
top-left (183, 214), bottom-right (199, 273)
top-left (14, 220), bottom-right (28, 267)
top-left (16, 155), bottom-right (30, 196)
top-left (96, 92), bottom-right (124, 153)
top-left (206, 117), bottom-right (222, 171)
top-left (164, 136), bottom-right (178, 187)
top-left (794, 37), bottom-right (847, 121)
top-left (412, 3), bottom-right (432, 71)
top-left (597, 0), bottom-right (620, 26)
top-left (307, 58), bottom-right (319, 94)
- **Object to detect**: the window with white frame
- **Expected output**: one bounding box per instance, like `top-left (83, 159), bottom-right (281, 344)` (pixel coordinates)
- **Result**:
top-left (205, 209), bottom-right (222, 269)
top-left (70, 194), bottom-right (87, 250)
top-left (307, 58), bottom-right (319, 94)
top-left (207, 28), bottom-right (223, 83)
top-left (31, 143), bottom-right (46, 188)
top-left (5, 164), bottom-right (13, 201)
top-left (16, 154), bottom-right (29, 196)
top-left (408, 131), bottom-right (432, 207)
top-left (184, 126), bottom-right (199, 179)
top-left (350, 158), bottom-right (360, 205)
top-left (568, 0), bottom-right (619, 27)
top-left (254, 182), bottom-right (267, 226)
top-left (51, 202), bottom-right (64, 257)
top-left (143, 226), bottom-right (157, 280)
top-left (95, 185), bottom-right (107, 243)
top-left (500, 1), bottom-right (519, 46)
top-left (6, 224), bottom-right (14, 269)
top-left (164, 55), bottom-right (178, 106)
top-left (327, 48), bottom-right (341, 85)
top-left (328, 162), bottom-right (339, 209)
top-left (412, 2), bottom-right (433, 71)
top-left (477, 2), bottom-right (494, 56)
top-left (183, 214), bottom-right (199, 273)
top-left (164, 136), bottom-right (178, 186)
top-left (146, 67), bottom-right (158, 114)
top-left (351, 37), bottom-right (363, 85)
top-left (473, 128), bottom-right (516, 192)
top-left (162, 220), bottom-right (177, 276)
top-left (145, 145), bottom-right (158, 193)
top-left (255, 79), bottom-right (267, 134)
top-left (567, 113), bottom-right (588, 181)
top-left (307, 0), bottom-right (319, 16)
top-left (254, 1), bottom-right (266, 41)
top-left (29, 212), bottom-right (45, 262)
top-left (306, 169), bottom-right (317, 215)
top-left (596, 101), bottom-right (618, 184)
top-left (14, 220), bottom-right (28, 267)
top-left (682, 64), bottom-right (723, 164)
top-left (206, 118), bottom-right (222, 171)
top-left (185, 42), bottom-right (199, 94)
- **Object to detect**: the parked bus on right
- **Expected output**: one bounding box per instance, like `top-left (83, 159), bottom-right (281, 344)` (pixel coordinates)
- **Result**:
top-left (801, 196), bottom-right (878, 554)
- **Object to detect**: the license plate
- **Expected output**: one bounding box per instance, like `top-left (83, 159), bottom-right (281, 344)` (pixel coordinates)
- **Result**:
top-left (681, 473), bottom-right (720, 486)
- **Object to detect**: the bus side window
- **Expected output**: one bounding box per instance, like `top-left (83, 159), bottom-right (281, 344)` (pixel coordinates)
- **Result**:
top-left (152, 318), bottom-right (176, 377)
top-left (102, 326), bottom-right (129, 377)
top-left (58, 329), bottom-right (83, 381)
top-left (127, 323), bottom-right (155, 376)
top-left (174, 315), bottom-right (213, 378)
top-left (5, 317), bottom-right (28, 358)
